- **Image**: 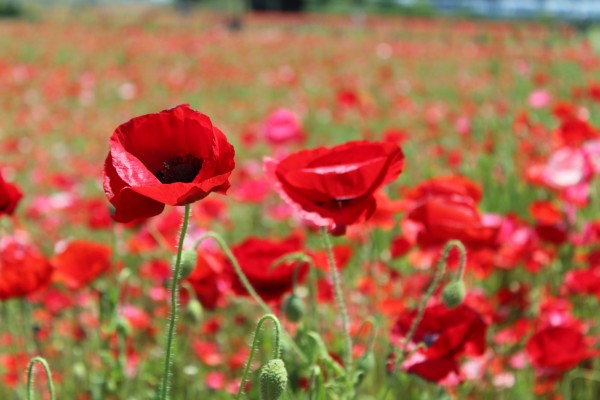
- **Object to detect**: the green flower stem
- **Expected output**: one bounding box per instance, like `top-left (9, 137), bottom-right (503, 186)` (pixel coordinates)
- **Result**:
top-left (193, 232), bottom-right (307, 362)
top-left (320, 227), bottom-right (353, 393)
top-left (159, 204), bottom-right (191, 400)
top-left (236, 314), bottom-right (282, 399)
top-left (382, 240), bottom-right (466, 400)
top-left (393, 240), bottom-right (466, 372)
top-left (27, 356), bottom-right (56, 400)
top-left (272, 252), bottom-right (319, 329)
top-left (564, 369), bottom-right (600, 400)
top-left (271, 252), bottom-right (314, 294)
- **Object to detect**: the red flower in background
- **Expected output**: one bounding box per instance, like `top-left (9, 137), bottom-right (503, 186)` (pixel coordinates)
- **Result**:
top-left (0, 172), bottom-right (22, 217)
top-left (51, 240), bottom-right (111, 290)
top-left (0, 236), bottom-right (53, 300)
top-left (541, 147), bottom-right (593, 190)
top-left (229, 235), bottom-right (308, 303)
top-left (390, 304), bottom-right (488, 386)
top-left (402, 176), bottom-right (499, 248)
top-left (103, 104), bottom-right (235, 223)
top-left (526, 325), bottom-right (595, 376)
top-left (185, 251), bottom-right (229, 310)
top-left (530, 201), bottom-right (568, 245)
top-left (262, 108), bottom-right (305, 145)
top-left (554, 117), bottom-right (596, 147)
top-left (264, 140), bottom-right (404, 234)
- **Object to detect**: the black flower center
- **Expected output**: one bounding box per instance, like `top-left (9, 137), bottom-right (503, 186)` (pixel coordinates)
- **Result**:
top-left (423, 333), bottom-right (439, 347)
top-left (154, 154), bottom-right (203, 184)
top-left (315, 197), bottom-right (356, 209)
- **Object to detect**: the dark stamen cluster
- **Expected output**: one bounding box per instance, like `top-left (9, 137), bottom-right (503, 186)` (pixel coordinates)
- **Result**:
top-left (155, 154), bottom-right (203, 184)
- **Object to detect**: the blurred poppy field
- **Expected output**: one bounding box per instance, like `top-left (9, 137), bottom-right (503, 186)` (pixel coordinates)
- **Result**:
top-left (2, 5), bottom-right (600, 400)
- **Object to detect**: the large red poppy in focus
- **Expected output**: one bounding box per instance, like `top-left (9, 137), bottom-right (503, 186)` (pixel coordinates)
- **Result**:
top-left (103, 104), bottom-right (235, 223)
top-left (0, 236), bottom-right (53, 300)
top-left (264, 140), bottom-right (404, 233)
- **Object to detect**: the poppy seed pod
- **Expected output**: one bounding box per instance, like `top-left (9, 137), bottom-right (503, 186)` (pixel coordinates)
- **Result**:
top-left (259, 359), bottom-right (287, 400)
top-left (442, 280), bottom-right (466, 308)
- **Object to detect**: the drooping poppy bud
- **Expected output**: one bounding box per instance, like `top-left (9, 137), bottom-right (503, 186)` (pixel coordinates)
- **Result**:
top-left (442, 280), bottom-right (466, 308)
top-left (179, 249), bottom-right (198, 279)
top-left (282, 293), bottom-right (304, 322)
top-left (259, 359), bottom-right (287, 400)
top-left (184, 298), bottom-right (203, 324)
top-left (355, 351), bottom-right (375, 385)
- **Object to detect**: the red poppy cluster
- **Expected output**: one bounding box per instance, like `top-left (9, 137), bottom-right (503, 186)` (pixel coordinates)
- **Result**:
top-left (2, 11), bottom-right (600, 399)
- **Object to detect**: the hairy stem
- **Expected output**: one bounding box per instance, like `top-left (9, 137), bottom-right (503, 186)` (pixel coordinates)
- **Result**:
top-left (27, 357), bottom-right (55, 400)
top-left (320, 227), bottom-right (353, 395)
top-left (194, 232), bottom-right (307, 362)
top-left (159, 204), bottom-right (191, 400)
top-left (237, 314), bottom-right (282, 399)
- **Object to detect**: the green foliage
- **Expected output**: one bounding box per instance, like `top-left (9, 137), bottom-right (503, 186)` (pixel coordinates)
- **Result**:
top-left (0, 0), bottom-right (24, 18)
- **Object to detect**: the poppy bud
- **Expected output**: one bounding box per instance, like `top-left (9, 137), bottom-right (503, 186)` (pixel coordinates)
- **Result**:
top-left (178, 249), bottom-right (197, 279)
top-left (184, 298), bottom-right (203, 323)
top-left (282, 293), bottom-right (304, 322)
top-left (442, 280), bottom-right (466, 308)
top-left (115, 317), bottom-right (132, 337)
top-left (357, 351), bottom-right (375, 372)
top-left (355, 352), bottom-right (375, 385)
top-left (259, 359), bottom-right (288, 400)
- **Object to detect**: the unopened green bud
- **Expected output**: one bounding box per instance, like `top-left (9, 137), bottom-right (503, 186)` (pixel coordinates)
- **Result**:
top-left (115, 317), bottom-right (131, 337)
top-left (442, 281), bottom-right (466, 308)
top-left (179, 249), bottom-right (198, 279)
top-left (259, 359), bottom-right (287, 400)
top-left (355, 352), bottom-right (375, 385)
top-left (282, 294), bottom-right (304, 322)
top-left (357, 352), bottom-right (375, 373)
top-left (185, 298), bottom-right (203, 323)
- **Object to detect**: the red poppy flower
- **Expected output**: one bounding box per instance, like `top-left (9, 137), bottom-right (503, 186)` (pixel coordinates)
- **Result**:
top-left (565, 264), bottom-right (600, 300)
top-left (554, 118), bottom-right (597, 147)
top-left (103, 104), bottom-right (235, 223)
top-left (529, 201), bottom-right (568, 245)
top-left (0, 236), bottom-right (53, 300)
top-left (185, 251), bottom-right (229, 310)
top-left (264, 140), bottom-right (404, 234)
top-left (526, 325), bottom-right (595, 374)
top-left (541, 147), bottom-right (593, 190)
top-left (310, 244), bottom-right (353, 272)
top-left (402, 176), bottom-right (499, 248)
top-left (51, 240), bottom-right (111, 290)
top-left (262, 108), bottom-right (305, 145)
top-left (390, 304), bottom-right (487, 386)
top-left (0, 172), bottom-right (22, 217)
top-left (229, 234), bottom-right (308, 303)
